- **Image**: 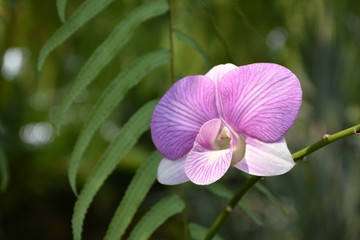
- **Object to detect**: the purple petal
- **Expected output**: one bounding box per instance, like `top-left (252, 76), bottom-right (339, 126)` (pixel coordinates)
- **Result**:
top-left (151, 76), bottom-right (218, 160)
top-left (205, 63), bottom-right (237, 82)
top-left (185, 119), bottom-right (232, 185)
top-left (217, 63), bottom-right (302, 142)
top-left (234, 136), bottom-right (295, 176)
top-left (157, 157), bottom-right (189, 185)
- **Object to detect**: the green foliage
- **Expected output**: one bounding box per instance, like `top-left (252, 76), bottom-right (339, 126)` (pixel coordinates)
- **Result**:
top-left (41, 1), bottom-right (173, 239)
top-left (72, 100), bottom-right (157, 240)
top-left (38, 0), bottom-right (116, 70)
top-left (188, 223), bottom-right (224, 240)
top-left (205, 183), bottom-right (263, 226)
top-left (127, 194), bottom-right (185, 240)
top-left (254, 181), bottom-right (288, 216)
top-left (56, 0), bottom-right (67, 22)
top-left (51, 0), bottom-right (169, 132)
top-left (68, 49), bottom-right (170, 195)
top-left (104, 151), bottom-right (162, 240)
top-left (174, 29), bottom-right (212, 69)
top-left (0, 147), bottom-right (9, 192)
top-left (0, 122), bottom-right (8, 192)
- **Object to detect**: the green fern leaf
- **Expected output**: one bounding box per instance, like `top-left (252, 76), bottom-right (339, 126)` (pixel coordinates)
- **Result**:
top-left (205, 183), bottom-right (263, 226)
top-left (254, 181), bottom-right (288, 216)
top-left (0, 147), bottom-right (9, 192)
top-left (127, 194), bottom-right (185, 240)
top-left (38, 0), bottom-right (116, 70)
top-left (52, 0), bottom-right (169, 132)
top-left (68, 49), bottom-right (170, 195)
top-left (188, 223), bottom-right (224, 240)
top-left (103, 151), bottom-right (161, 240)
top-left (56, 0), bottom-right (67, 22)
top-left (72, 100), bottom-right (157, 240)
top-left (174, 29), bottom-right (212, 69)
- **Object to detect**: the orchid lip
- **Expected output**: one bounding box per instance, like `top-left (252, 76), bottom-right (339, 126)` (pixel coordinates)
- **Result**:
top-left (211, 122), bottom-right (246, 166)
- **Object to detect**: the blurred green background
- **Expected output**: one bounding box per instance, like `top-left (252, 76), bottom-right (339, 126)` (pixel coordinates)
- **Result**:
top-left (0, 0), bottom-right (359, 239)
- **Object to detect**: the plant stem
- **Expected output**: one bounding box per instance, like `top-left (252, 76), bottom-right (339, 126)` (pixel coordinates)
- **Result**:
top-left (203, 176), bottom-right (260, 240)
top-left (292, 124), bottom-right (360, 161)
top-left (203, 123), bottom-right (360, 240)
top-left (168, 0), bottom-right (175, 85)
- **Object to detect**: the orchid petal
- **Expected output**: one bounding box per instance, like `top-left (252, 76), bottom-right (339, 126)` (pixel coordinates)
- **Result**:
top-left (185, 119), bottom-right (233, 185)
top-left (151, 76), bottom-right (218, 160)
top-left (234, 136), bottom-right (295, 176)
top-left (217, 63), bottom-right (302, 142)
top-left (157, 157), bottom-right (189, 185)
top-left (205, 63), bottom-right (237, 82)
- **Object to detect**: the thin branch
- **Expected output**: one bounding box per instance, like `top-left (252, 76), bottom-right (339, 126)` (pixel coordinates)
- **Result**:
top-left (168, 0), bottom-right (175, 85)
top-left (203, 123), bottom-right (360, 240)
top-left (203, 176), bottom-right (260, 240)
top-left (293, 124), bottom-right (360, 161)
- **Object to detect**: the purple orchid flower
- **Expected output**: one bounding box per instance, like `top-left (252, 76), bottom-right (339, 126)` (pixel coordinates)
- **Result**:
top-left (151, 63), bottom-right (302, 185)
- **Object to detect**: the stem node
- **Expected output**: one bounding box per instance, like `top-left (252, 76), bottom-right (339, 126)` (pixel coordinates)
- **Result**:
top-left (225, 206), bottom-right (233, 212)
top-left (322, 134), bottom-right (330, 140)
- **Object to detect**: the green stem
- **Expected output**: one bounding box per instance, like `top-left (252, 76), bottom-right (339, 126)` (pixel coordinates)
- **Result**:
top-left (203, 176), bottom-right (261, 240)
top-left (292, 124), bottom-right (360, 161)
top-left (168, 0), bottom-right (175, 85)
top-left (203, 124), bottom-right (360, 240)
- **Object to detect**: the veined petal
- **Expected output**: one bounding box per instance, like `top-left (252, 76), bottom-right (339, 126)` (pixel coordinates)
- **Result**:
top-left (234, 136), bottom-right (295, 176)
top-left (157, 157), bottom-right (189, 185)
top-left (217, 63), bottom-right (302, 142)
top-left (151, 75), bottom-right (218, 160)
top-left (205, 63), bottom-right (237, 82)
top-left (185, 119), bottom-right (232, 185)
top-left (185, 146), bottom-right (232, 185)
top-left (195, 118), bottom-right (222, 149)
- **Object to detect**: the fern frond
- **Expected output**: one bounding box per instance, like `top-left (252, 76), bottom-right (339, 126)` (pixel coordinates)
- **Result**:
top-left (53, 0), bottom-right (169, 132)
top-left (255, 181), bottom-right (288, 216)
top-left (205, 183), bottom-right (263, 226)
top-left (103, 151), bottom-right (161, 240)
top-left (188, 223), bottom-right (224, 240)
top-left (174, 29), bottom-right (212, 69)
top-left (71, 100), bottom-right (157, 240)
top-left (127, 194), bottom-right (185, 240)
top-left (56, 0), bottom-right (67, 22)
top-left (38, 0), bottom-right (116, 69)
top-left (68, 49), bottom-right (170, 195)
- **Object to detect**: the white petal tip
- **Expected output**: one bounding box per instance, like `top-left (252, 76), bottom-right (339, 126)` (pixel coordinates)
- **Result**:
top-left (235, 137), bottom-right (295, 177)
top-left (157, 157), bottom-right (189, 185)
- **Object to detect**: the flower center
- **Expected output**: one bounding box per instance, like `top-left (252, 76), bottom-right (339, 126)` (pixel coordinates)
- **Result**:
top-left (214, 127), bottom-right (231, 150)
top-left (212, 125), bottom-right (246, 165)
